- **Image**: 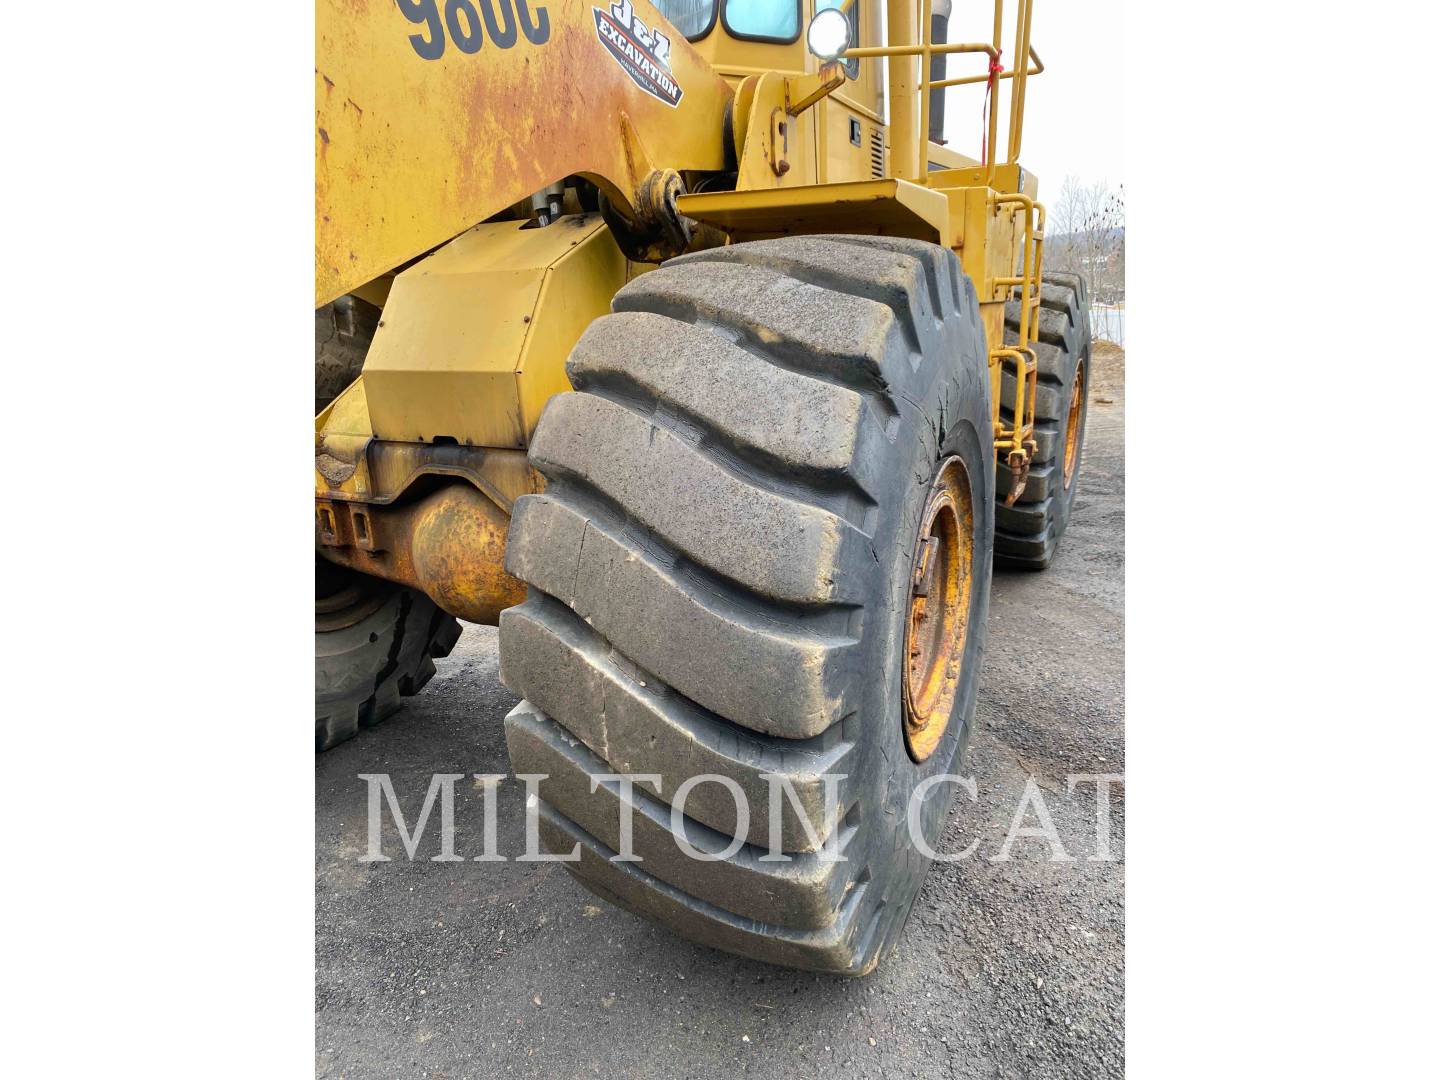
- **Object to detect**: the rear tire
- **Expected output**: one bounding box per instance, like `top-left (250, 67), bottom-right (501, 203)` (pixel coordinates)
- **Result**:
top-left (315, 559), bottom-right (462, 751)
top-left (315, 295), bottom-right (379, 415)
top-left (498, 235), bottom-right (994, 974)
top-left (995, 271), bottom-right (1092, 569)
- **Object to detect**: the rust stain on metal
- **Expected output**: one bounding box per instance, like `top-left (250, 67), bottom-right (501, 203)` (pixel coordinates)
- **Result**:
top-left (315, 0), bottom-right (730, 305)
top-left (316, 483), bottom-right (525, 625)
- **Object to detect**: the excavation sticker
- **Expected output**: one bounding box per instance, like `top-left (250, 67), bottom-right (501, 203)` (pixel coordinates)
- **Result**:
top-left (594, 0), bottom-right (683, 107)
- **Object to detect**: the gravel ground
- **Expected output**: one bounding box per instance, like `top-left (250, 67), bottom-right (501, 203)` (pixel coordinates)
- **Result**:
top-left (316, 343), bottom-right (1125, 1079)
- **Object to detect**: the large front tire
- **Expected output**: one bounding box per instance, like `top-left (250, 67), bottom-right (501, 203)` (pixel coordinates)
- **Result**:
top-left (498, 236), bottom-right (993, 974)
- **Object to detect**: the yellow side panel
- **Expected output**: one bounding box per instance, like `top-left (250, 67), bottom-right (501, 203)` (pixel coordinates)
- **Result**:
top-left (358, 214), bottom-right (625, 449)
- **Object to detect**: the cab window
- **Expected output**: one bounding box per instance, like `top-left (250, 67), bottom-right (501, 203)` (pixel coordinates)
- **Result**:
top-left (651, 0), bottom-right (718, 40)
top-left (723, 0), bottom-right (801, 43)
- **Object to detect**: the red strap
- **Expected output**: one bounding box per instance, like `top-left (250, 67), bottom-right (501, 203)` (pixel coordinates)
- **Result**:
top-left (982, 50), bottom-right (1003, 166)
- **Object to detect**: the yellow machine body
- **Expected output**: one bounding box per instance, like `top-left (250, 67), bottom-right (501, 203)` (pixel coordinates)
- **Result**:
top-left (317, 0), bottom-right (1050, 626)
top-left (315, 0), bottom-right (731, 307)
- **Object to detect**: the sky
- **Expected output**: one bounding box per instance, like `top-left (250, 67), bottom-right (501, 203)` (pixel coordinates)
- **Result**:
top-left (937, 0), bottom-right (1123, 197)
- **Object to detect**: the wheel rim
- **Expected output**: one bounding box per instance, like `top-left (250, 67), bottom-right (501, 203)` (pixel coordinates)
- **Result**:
top-left (1063, 362), bottom-right (1085, 489)
top-left (903, 456), bottom-right (975, 763)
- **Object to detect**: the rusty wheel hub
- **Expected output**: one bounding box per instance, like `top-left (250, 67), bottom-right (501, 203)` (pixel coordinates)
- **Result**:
top-left (902, 456), bottom-right (975, 762)
top-left (1064, 363), bottom-right (1085, 489)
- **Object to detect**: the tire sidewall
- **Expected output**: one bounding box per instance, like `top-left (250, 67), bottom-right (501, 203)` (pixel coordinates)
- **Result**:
top-left (855, 315), bottom-right (995, 917)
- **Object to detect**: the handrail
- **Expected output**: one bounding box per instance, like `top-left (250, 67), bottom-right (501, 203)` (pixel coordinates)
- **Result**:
top-left (836, 0), bottom-right (1042, 181)
top-left (843, 41), bottom-right (999, 58)
top-left (830, 2), bottom-right (1048, 491)
top-left (992, 191), bottom-right (1046, 496)
top-left (930, 47), bottom-right (1041, 90)
top-left (1006, 0), bottom-right (1036, 163)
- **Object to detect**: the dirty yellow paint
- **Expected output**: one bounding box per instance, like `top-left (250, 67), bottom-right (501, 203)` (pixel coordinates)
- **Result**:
top-left (316, 0), bottom-right (731, 306)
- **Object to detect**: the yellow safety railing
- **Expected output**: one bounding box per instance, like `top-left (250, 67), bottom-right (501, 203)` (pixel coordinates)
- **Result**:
top-left (992, 193), bottom-right (1045, 500)
top-left (838, 0), bottom-right (1042, 183)
top-left (837, 0), bottom-right (1048, 492)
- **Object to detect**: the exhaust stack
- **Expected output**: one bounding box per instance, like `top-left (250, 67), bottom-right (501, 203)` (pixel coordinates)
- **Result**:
top-left (928, 0), bottom-right (952, 146)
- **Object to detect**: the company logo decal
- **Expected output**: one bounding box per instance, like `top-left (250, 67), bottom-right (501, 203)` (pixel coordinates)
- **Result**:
top-left (593, 0), bottom-right (683, 108)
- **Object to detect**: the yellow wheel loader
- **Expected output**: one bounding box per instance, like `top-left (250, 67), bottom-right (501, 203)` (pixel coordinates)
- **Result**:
top-left (316, 0), bottom-right (1091, 974)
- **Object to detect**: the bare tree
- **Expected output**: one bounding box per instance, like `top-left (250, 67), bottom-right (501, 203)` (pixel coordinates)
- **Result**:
top-left (1046, 178), bottom-right (1125, 343)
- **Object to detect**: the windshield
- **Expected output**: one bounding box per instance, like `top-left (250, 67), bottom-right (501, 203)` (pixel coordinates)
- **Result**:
top-left (651, 0), bottom-right (801, 43)
top-left (723, 0), bottom-right (799, 41)
top-left (651, 0), bottom-right (717, 39)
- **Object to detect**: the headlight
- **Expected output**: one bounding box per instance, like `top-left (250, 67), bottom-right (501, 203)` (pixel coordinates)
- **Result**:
top-left (806, 8), bottom-right (851, 62)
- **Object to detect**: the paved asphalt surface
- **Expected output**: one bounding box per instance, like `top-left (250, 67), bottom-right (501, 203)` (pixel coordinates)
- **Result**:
top-left (316, 345), bottom-right (1125, 1079)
